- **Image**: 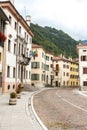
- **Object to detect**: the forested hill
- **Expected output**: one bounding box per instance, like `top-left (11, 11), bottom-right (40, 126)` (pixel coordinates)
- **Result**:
top-left (30, 23), bottom-right (78, 58)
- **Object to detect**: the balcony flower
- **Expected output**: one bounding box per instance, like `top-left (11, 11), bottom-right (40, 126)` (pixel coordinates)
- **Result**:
top-left (0, 32), bottom-right (6, 42)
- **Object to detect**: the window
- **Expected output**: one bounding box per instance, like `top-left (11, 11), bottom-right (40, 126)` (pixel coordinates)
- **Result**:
top-left (8, 39), bottom-right (11, 52)
top-left (46, 56), bottom-right (49, 61)
top-left (83, 68), bottom-right (87, 74)
top-left (22, 44), bottom-right (23, 54)
top-left (9, 15), bottom-right (12, 24)
top-left (81, 56), bottom-right (87, 61)
top-left (56, 72), bottom-right (58, 76)
top-left (63, 81), bottom-right (65, 85)
top-left (14, 44), bottom-right (16, 54)
top-left (63, 64), bottom-right (66, 68)
top-left (29, 71), bottom-right (31, 79)
top-left (50, 64), bottom-right (53, 68)
top-left (8, 85), bottom-right (10, 89)
top-left (19, 26), bottom-right (21, 34)
top-left (67, 65), bottom-right (69, 69)
top-left (45, 65), bottom-right (49, 71)
top-left (14, 22), bottom-right (17, 30)
top-left (13, 84), bottom-right (15, 89)
top-left (7, 66), bottom-right (10, 77)
top-left (83, 81), bottom-right (87, 86)
top-left (66, 73), bottom-right (69, 76)
top-left (51, 57), bottom-right (53, 60)
top-left (83, 50), bottom-right (86, 52)
top-left (31, 74), bottom-right (39, 80)
top-left (31, 62), bottom-right (40, 68)
top-left (18, 65), bottom-right (20, 78)
top-left (63, 72), bottom-right (65, 76)
top-left (70, 67), bottom-right (72, 71)
top-left (19, 43), bottom-right (21, 55)
top-left (25, 32), bottom-right (26, 39)
top-left (13, 67), bottom-right (16, 78)
top-left (27, 35), bottom-right (28, 41)
top-left (56, 64), bottom-right (59, 70)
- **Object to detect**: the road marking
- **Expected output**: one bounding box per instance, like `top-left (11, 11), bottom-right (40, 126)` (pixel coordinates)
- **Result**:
top-left (56, 91), bottom-right (87, 113)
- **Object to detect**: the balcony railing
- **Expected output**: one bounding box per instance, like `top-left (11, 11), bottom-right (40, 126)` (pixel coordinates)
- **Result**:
top-left (17, 54), bottom-right (31, 65)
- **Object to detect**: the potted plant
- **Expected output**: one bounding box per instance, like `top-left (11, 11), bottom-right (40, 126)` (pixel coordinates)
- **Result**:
top-left (16, 83), bottom-right (22, 99)
top-left (9, 92), bottom-right (17, 105)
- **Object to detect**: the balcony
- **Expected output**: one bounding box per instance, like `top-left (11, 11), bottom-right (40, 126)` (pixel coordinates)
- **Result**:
top-left (17, 54), bottom-right (31, 65)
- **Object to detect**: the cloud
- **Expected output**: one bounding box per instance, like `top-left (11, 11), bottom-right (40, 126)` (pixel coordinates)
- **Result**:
top-left (15, 0), bottom-right (87, 40)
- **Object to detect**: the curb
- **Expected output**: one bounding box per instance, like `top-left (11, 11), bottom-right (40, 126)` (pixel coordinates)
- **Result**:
top-left (78, 91), bottom-right (87, 97)
top-left (31, 89), bottom-right (48, 130)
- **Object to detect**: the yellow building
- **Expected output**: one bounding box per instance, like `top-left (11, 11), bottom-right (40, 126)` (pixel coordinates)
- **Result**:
top-left (52, 56), bottom-right (79, 87)
top-left (69, 59), bottom-right (79, 87)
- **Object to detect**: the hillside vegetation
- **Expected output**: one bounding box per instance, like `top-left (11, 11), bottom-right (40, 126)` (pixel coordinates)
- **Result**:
top-left (30, 23), bottom-right (78, 58)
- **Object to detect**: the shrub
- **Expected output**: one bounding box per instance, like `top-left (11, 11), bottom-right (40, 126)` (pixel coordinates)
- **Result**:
top-left (10, 92), bottom-right (17, 98)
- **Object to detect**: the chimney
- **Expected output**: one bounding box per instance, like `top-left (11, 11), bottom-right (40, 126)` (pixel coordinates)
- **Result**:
top-left (26, 15), bottom-right (31, 26)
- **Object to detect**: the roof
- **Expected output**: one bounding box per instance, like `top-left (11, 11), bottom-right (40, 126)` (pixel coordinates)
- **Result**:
top-left (53, 56), bottom-right (65, 61)
top-left (53, 56), bottom-right (79, 64)
top-left (0, 1), bottom-right (34, 37)
top-left (0, 7), bottom-right (8, 21)
top-left (32, 43), bottom-right (42, 48)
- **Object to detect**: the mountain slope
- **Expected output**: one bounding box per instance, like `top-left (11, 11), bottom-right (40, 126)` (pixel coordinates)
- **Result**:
top-left (30, 23), bottom-right (78, 58)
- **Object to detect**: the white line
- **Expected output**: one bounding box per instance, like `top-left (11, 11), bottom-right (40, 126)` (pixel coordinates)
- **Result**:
top-left (31, 90), bottom-right (48, 130)
top-left (56, 92), bottom-right (87, 113)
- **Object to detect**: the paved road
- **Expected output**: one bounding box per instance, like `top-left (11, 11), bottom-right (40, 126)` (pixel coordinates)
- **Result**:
top-left (33, 88), bottom-right (87, 130)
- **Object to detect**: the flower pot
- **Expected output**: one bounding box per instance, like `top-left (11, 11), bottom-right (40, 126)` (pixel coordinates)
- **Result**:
top-left (16, 93), bottom-right (21, 99)
top-left (9, 98), bottom-right (17, 105)
top-left (9, 92), bottom-right (17, 105)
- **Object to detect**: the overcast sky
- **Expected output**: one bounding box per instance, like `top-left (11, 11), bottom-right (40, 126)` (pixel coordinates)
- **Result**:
top-left (14, 0), bottom-right (87, 40)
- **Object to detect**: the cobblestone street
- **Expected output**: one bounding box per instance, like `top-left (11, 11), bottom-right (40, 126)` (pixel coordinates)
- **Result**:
top-left (33, 88), bottom-right (87, 130)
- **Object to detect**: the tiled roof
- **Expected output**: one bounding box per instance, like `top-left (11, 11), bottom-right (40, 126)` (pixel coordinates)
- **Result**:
top-left (32, 43), bottom-right (42, 48)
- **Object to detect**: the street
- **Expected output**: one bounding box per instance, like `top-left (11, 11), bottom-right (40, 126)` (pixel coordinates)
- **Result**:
top-left (33, 88), bottom-right (87, 130)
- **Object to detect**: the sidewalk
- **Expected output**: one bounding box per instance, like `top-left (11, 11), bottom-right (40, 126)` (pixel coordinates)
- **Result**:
top-left (0, 91), bottom-right (44, 130)
top-left (78, 90), bottom-right (87, 97)
top-left (74, 88), bottom-right (87, 97)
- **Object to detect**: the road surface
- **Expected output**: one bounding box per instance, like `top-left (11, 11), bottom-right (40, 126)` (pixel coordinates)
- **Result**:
top-left (33, 88), bottom-right (87, 130)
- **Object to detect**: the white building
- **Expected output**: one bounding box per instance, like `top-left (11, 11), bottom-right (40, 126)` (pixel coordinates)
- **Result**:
top-left (0, 1), bottom-right (34, 93)
top-left (77, 43), bottom-right (87, 90)
top-left (0, 7), bottom-right (8, 92)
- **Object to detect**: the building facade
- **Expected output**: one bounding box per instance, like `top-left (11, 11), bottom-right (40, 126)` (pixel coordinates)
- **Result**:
top-left (0, 7), bottom-right (8, 92)
top-left (0, 1), bottom-right (34, 93)
top-left (52, 56), bottom-right (79, 87)
top-left (53, 56), bottom-right (70, 87)
top-left (31, 44), bottom-right (53, 88)
top-left (77, 43), bottom-right (87, 90)
top-left (69, 59), bottom-right (79, 87)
